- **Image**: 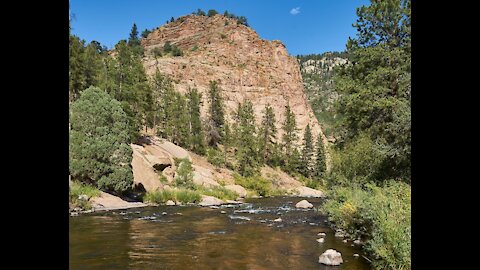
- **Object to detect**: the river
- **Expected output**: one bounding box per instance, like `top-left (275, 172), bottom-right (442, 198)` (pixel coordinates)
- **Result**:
top-left (70, 196), bottom-right (372, 269)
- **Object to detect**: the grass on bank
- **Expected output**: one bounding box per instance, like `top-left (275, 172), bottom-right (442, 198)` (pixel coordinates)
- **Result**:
top-left (143, 188), bottom-right (202, 204)
top-left (321, 180), bottom-right (411, 270)
top-left (69, 181), bottom-right (101, 210)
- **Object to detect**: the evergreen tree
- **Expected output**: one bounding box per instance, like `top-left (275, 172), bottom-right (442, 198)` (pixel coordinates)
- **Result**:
top-left (281, 104), bottom-right (299, 172)
top-left (69, 87), bottom-right (133, 194)
top-left (207, 80), bottom-right (225, 146)
top-left (128, 23), bottom-right (140, 46)
top-left (141, 29), bottom-right (151, 38)
top-left (314, 134), bottom-right (327, 179)
top-left (171, 93), bottom-right (190, 148)
top-left (69, 35), bottom-right (86, 102)
top-left (335, 0), bottom-right (411, 182)
top-left (300, 124), bottom-right (314, 177)
top-left (187, 87), bottom-right (206, 155)
top-left (259, 103), bottom-right (277, 165)
top-left (207, 9), bottom-right (218, 17)
top-left (236, 101), bottom-right (260, 176)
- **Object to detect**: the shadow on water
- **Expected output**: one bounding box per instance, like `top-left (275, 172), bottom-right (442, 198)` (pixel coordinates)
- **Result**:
top-left (70, 196), bottom-right (372, 269)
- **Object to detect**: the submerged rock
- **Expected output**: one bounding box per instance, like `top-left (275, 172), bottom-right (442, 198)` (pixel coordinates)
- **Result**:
top-left (220, 210), bottom-right (226, 214)
top-left (166, 200), bottom-right (176, 206)
top-left (273, 218), bottom-right (282, 222)
top-left (295, 200), bottom-right (313, 209)
top-left (316, 238), bottom-right (325, 243)
top-left (228, 215), bottom-right (251, 221)
top-left (319, 249), bottom-right (343, 266)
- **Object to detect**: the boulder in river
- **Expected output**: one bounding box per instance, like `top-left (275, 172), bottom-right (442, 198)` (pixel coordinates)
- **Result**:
top-left (335, 231), bottom-right (345, 238)
top-left (319, 249), bottom-right (343, 266)
top-left (199, 195), bottom-right (225, 206)
top-left (295, 186), bottom-right (325, 197)
top-left (295, 200), bottom-right (313, 209)
top-left (166, 200), bottom-right (176, 206)
top-left (316, 238), bottom-right (325, 243)
top-left (274, 218), bottom-right (282, 222)
top-left (317, 232), bottom-right (326, 236)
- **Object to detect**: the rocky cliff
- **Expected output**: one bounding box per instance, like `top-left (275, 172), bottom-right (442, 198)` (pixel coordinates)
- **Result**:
top-left (141, 14), bottom-right (330, 167)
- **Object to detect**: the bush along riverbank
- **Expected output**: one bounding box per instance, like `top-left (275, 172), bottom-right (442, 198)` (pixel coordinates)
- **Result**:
top-left (320, 181), bottom-right (411, 270)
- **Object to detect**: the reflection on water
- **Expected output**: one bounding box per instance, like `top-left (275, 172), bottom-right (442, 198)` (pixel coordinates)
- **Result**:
top-left (70, 197), bottom-right (372, 269)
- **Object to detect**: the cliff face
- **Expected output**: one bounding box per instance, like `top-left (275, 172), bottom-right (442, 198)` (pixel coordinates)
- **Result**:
top-left (141, 14), bottom-right (330, 167)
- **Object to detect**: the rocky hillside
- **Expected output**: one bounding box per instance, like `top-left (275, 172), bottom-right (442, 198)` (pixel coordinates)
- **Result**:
top-left (297, 52), bottom-right (349, 139)
top-left (140, 14), bottom-right (329, 164)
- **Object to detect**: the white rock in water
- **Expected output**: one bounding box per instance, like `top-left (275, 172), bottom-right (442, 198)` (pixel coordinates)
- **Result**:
top-left (316, 238), bottom-right (325, 243)
top-left (353, 253), bottom-right (359, 257)
top-left (319, 249), bottom-right (343, 266)
top-left (274, 218), bottom-right (282, 222)
top-left (354, 239), bottom-right (362, 245)
top-left (220, 211), bottom-right (226, 214)
top-left (166, 200), bottom-right (175, 206)
top-left (317, 232), bottom-right (326, 236)
top-left (342, 239), bottom-right (348, 243)
top-left (295, 200), bottom-right (313, 209)
top-left (161, 212), bottom-right (167, 215)
top-left (199, 195), bottom-right (225, 206)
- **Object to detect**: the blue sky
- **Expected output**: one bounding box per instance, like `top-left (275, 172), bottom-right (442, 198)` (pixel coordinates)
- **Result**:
top-left (70, 0), bottom-right (370, 56)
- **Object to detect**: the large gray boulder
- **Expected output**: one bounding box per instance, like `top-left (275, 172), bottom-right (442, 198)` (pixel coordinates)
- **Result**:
top-left (224, 185), bottom-right (247, 198)
top-left (198, 195), bottom-right (224, 206)
top-left (295, 186), bottom-right (324, 197)
top-left (318, 249), bottom-right (343, 266)
top-left (295, 199), bottom-right (314, 209)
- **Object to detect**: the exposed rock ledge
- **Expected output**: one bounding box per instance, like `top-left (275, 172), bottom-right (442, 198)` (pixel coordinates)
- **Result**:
top-left (90, 191), bottom-right (148, 211)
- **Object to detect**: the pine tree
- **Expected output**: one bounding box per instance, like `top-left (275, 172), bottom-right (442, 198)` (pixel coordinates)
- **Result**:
top-left (300, 124), bottom-right (314, 177)
top-left (207, 80), bottom-right (225, 146)
top-left (282, 104), bottom-right (299, 172)
top-left (128, 23), bottom-right (139, 46)
top-left (236, 101), bottom-right (260, 177)
top-left (187, 87), bottom-right (206, 155)
top-left (259, 103), bottom-right (277, 165)
top-left (69, 35), bottom-right (86, 102)
top-left (314, 134), bottom-right (327, 179)
top-left (172, 93), bottom-right (190, 148)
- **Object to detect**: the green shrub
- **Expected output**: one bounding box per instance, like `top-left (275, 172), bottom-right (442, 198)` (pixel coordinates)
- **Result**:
top-left (206, 147), bottom-right (225, 167)
top-left (152, 47), bottom-right (162, 57)
top-left (233, 174), bottom-right (271, 196)
top-left (159, 174), bottom-right (168, 184)
top-left (143, 188), bottom-right (201, 204)
top-left (191, 45), bottom-right (198, 51)
top-left (69, 181), bottom-right (101, 210)
top-left (220, 33), bottom-right (226, 39)
top-left (321, 181), bottom-right (411, 270)
top-left (174, 158), bottom-right (195, 189)
top-left (197, 186), bottom-right (238, 200)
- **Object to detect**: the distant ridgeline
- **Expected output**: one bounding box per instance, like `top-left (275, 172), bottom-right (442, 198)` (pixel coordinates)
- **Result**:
top-left (296, 52), bottom-right (350, 139)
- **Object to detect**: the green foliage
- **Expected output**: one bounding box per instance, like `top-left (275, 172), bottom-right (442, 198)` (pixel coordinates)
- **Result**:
top-left (163, 41), bottom-right (172, 53)
top-left (235, 101), bottom-right (260, 177)
top-left (321, 181), bottom-right (411, 270)
top-left (222, 10), bottom-right (249, 26)
top-left (300, 124), bottom-right (314, 177)
top-left (174, 158), bottom-right (195, 189)
top-left (144, 189), bottom-right (202, 204)
top-left (191, 45), bottom-right (198, 51)
top-left (187, 88), bottom-right (206, 155)
top-left (69, 181), bottom-right (101, 210)
top-left (158, 174), bottom-right (168, 184)
top-left (207, 80), bottom-right (225, 146)
top-left (314, 134), bottom-right (327, 179)
top-left (152, 47), bottom-right (162, 57)
top-left (196, 186), bottom-right (238, 200)
top-left (128, 23), bottom-right (140, 47)
top-left (281, 105), bottom-right (299, 172)
top-left (141, 28), bottom-right (151, 38)
top-left (194, 9), bottom-right (206, 16)
top-left (234, 174), bottom-right (271, 197)
top-left (206, 147), bottom-right (225, 167)
top-left (259, 104), bottom-right (277, 165)
top-left (170, 17), bottom-right (175, 23)
top-left (69, 87), bottom-right (134, 194)
top-left (334, 0), bottom-right (411, 183)
top-left (207, 9), bottom-right (218, 17)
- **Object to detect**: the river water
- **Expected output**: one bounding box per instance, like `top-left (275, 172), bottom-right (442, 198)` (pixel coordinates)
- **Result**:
top-left (70, 196), bottom-right (372, 269)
